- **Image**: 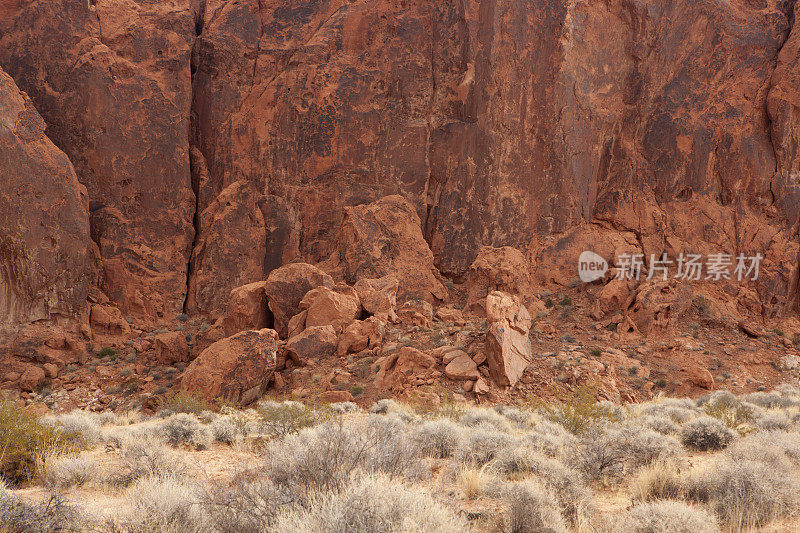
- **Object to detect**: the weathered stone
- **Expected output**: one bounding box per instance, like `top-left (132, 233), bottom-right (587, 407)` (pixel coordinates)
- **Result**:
top-left (467, 246), bottom-right (533, 313)
top-left (264, 263), bottom-right (334, 338)
top-left (180, 329), bottom-right (279, 404)
top-left (353, 276), bottom-right (398, 322)
top-left (153, 331), bottom-right (189, 365)
top-left (484, 292), bottom-right (532, 388)
top-left (445, 354), bottom-right (480, 381)
top-left (337, 317), bottom-right (385, 356)
top-left (285, 325), bottom-right (337, 362)
top-left (220, 281), bottom-right (270, 338)
top-left (18, 365), bottom-right (45, 392)
top-left (300, 286), bottom-right (361, 333)
top-left (90, 304), bottom-right (130, 336)
top-left (397, 300), bottom-right (434, 328)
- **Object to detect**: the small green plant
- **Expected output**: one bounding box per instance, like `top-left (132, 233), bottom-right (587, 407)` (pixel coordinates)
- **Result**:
top-left (350, 385), bottom-right (364, 397)
top-left (703, 395), bottom-right (753, 432)
top-left (605, 322), bottom-right (618, 331)
top-left (655, 379), bottom-right (667, 388)
top-left (560, 296), bottom-right (573, 307)
top-left (590, 348), bottom-right (602, 357)
top-left (773, 328), bottom-right (785, 337)
top-left (96, 347), bottom-right (116, 359)
top-left (544, 386), bottom-right (620, 435)
top-left (544, 298), bottom-right (554, 309)
top-left (628, 366), bottom-right (639, 375)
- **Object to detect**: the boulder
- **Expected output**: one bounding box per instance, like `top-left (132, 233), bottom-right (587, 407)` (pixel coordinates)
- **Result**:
top-left (333, 195), bottom-right (447, 303)
top-left (353, 276), bottom-right (399, 322)
top-left (337, 317), bottom-right (386, 356)
top-left (285, 325), bottom-right (337, 363)
top-left (444, 354), bottom-right (480, 380)
top-left (630, 281), bottom-right (693, 334)
top-left (286, 310), bottom-right (308, 339)
top-left (300, 286), bottom-right (361, 333)
top-left (18, 365), bottom-right (45, 392)
top-left (90, 304), bottom-right (130, 336)
top-left (484, 292), bottom-right (532, 388)
top-left (375, 347), bottom-right (439, 392)
top-left (220, 281), bottom-right (270, 337)
top-left (591, 279), bottom-right (632, 318)
top-left (180, 329), bottom-right (279, 405)
top-left (473, 377), bottom-right (490, 395)
top-left (320, 390), bottom-right (354, 403)
top-left (435, 307), bottom-right (465, 325)
top-left (687, 364), bottom-right (715, 389)
top-left (264, 263), bottom-right (334, 338)
top-left (397, 300), bottom-right (434, 328)
top-left (466, 246), bottom-right (533, 313)
top-left (153, 331), bottom-right (189, 365)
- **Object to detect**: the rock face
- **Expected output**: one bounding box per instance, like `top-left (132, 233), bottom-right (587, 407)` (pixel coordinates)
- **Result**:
top-left (0, 0), bottom-right (195, 320)
top-left (0, 67), bottom-right (91, 331)
top-left (467, 247), bottom-right (533, 313)
top-left (484, 292), bottom-right (533, 388)
top-left (300, 286), bottom-right (361, 333)
top-left (180, 329), bottom-right (279, 404)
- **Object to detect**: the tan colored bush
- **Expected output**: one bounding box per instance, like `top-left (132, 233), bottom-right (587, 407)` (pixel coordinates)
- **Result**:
top-left (274, 473), bottom-right (467, 533)
top-left (630, 459), bottom-right (685, 502)
top-left (0, 490), bottom-right (82, 533)
top-left (413, 418), bottom-right (463, 458)
top-left (614, 500), bottom-right (718, 533)
top-left (43, 454), bottom-right (96, 489)
top-left (257, 401), bottom-right (330, 437)
top-left (109, 475), bottom-right (207, 533)
top-left (680, 417), bottom-right (736, 451)
top-left (502, 479), bottom-right (568, 533)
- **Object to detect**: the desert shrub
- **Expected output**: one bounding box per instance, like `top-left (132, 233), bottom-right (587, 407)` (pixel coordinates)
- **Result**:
top-left (329, 402), bottom-right (360, 414)
top-left (257, 401), bottom-right (329, 437)
top-left (159, 413), bottom-right (211, 449)
top-left (44, 410), bottom-right (102, 446)
top-left (680, 416), bottom-right (736, 451)
top-left (156, 391), bottom-right (213, 415)
top-left (743, 391), bottom-right (797, 409)
top-left (110, 475), bottom-right (207, 533)
top-left (701, 392), bottom-right (753, 431)
top-left (576, 425), bottom-right (681, 481)
top-left (368, 399), bottom-right (414, 422)
top-left (0, 490), bottom-right (82, 533)
top-left (543, 386), bottom-right (620, 435)
top-left (614, 500), bottom-right (718, 533)
top-left (201, 468), bottom-right (297, 533)
top-left (274, 473), bottom-right (467, 533)
top-left (630, 460), bottom-right (685, 502)
top-left (524, 419), bottom-right (578, 458)
top-left (457, 464), bottom-right (498, 499)
top-left (0, 400), bottom-right (82, 483)
top-left (502, 479), bottom-right (568, 533)
top-left (640, 402), bottom-right (695, 424)
top-left (456, 424), bottom-right (514, 466)
top-left (687, 458), bottom-right (800, 529)
top-left (264, 416), bottom-right (422, 499)
top-left (755, 410), bottom-right (791, 431)
top-left (639, 414), bottom-right (680, 435)
top-left (43, 454), bottom-right (96, 489)
top-left (494, 405), bottom-right (532, 426)
top-left (211, 416), bottom-right (241, 445)
top-left (491, 445), bottom-right (589, 524)
top-left (725, 430), bottom-right (800, 467)
top-left (413, 418), bottom-right (463, 458)
top-left (460, 407), bottom-right (513, 432)
top-left (111, 437), bottom-right (185, 486)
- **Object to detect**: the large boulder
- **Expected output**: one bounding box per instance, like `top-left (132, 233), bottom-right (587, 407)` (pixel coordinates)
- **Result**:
top-left (467, 246), bottom-right (533, 313)
top-left (220, 281), bottom-right (270, 337)
top-left (337, 317), bottom-right (386, 356)
top-left (353, 276), bottom-right (399, 322)
top-left (0, 67), bottom-right (91, 332)
top-left (375, 346), bottom-right (439, 393)
top-left (264, 263), bottom-right (334, 338)
top-left (153, 331), bottom-right (189, 365)
top-left (284, 325), bottom-right (337, 363)
top-left (299, 286), bottom-right (361, 333)
top-left (332, 196), bottom-right (447, 303)
top-left (185, 182), bottom-right (267, 318)
top-left (180, 329), bottom-right (279, 405)
top-left (484, 292), bottom-right (532, 388)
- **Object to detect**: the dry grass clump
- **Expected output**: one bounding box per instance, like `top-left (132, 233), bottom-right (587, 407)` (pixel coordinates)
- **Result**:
top-left (754, 410), bottom-right (792, 430)
top-left (493, 405), bottom-right (533, 426)
top-left (524, 419), bottom-right (577, 458)
top-left (110, 436), bottom-right (186, 486)
top-left (679, 416), bottom-right (736, 451)
top-left (368, 399), bottom-right (416, 422)
top-left (263, 415), bottom-right (422, 499)
top-left (630, 459), bottom-right (685, 502)
top-left (699, 391), bottom-right (754, 432)
top-left (456, 424), bottom-right (514, 466)
top-left (155, 391), bottom-right (213, 416)
top-left (43, 410), bottom-right (106, 446)
top-left (0, 490), bottom-right (82, 533)
top-left (108, 475), bottom-right (207, 533)
top-left (639, 414), bottom-right (680, 435)
top-left (329, 401), bottom-right (360, 414)
top-left (159, 413), bottom-right (211, 449)
top-left (639, 398), bottom-right (697, 424)
top-left (257, 400), bottom-right (330, 437)
top-left (686, 457), bottom-right (800, 529)
top-left (43, 454), bottom-right (96, 489)
top-left (273, 473), bottom-right (467, 533)
top-left (413, 418), bottom-right (463, 458)
top-left (725, 430), bottom-right (800, 467)
top-left (613, 500), bottom-right (718, 533)
top-left (502, 479), bottom-right (568, 533)
top-left (457, 464), bottom-right (498, 499)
